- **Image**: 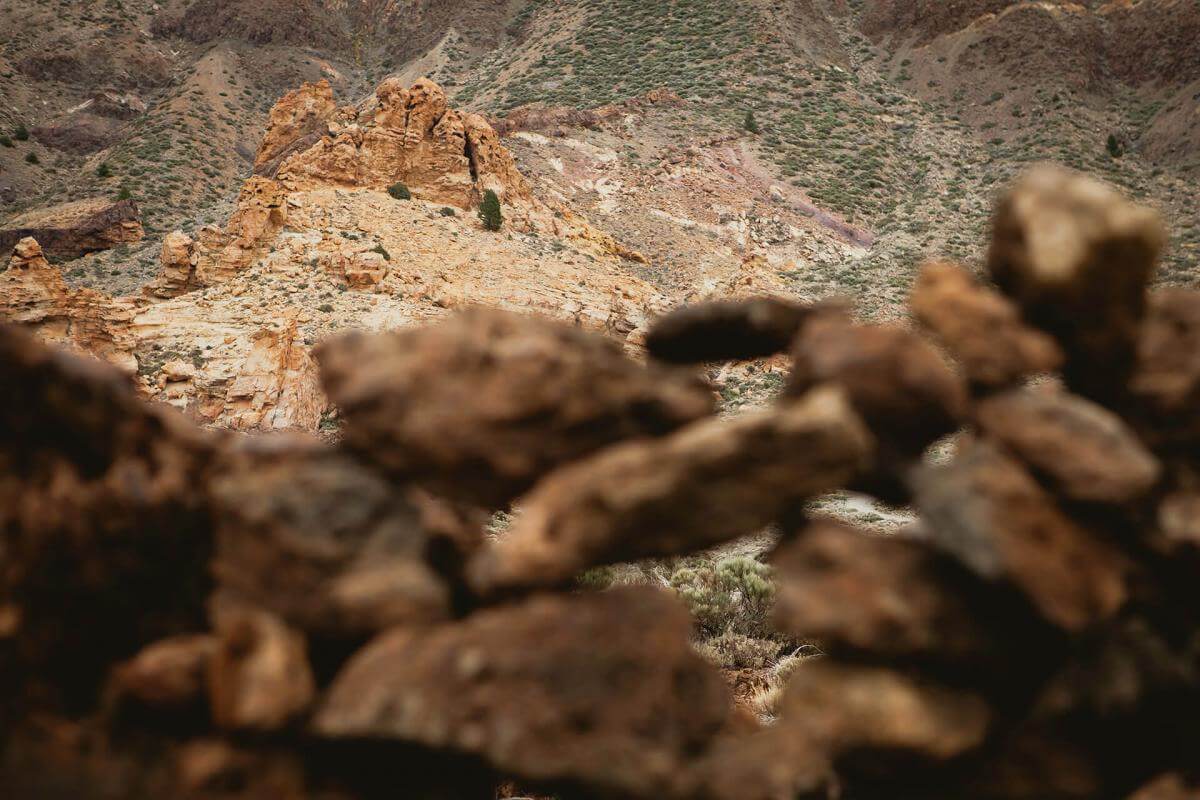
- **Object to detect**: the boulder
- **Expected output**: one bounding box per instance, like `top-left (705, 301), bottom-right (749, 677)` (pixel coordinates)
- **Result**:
top-left (911, 260), bottom-right (1063, 390)
top-left (975, 386), bottom-right (1161, 505)
top-left (468, 386), bottom-right (872, 593)
top-left (317, 308), bottom-right (715, 508)
top-left (314, 587), bottom-right (731, 798)
top-left (988, 165), bottom-right (1165, 400)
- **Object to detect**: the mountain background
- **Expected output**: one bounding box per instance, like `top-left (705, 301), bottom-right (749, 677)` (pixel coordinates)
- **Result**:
top-left (1, 0), bottom-right (1197, 311)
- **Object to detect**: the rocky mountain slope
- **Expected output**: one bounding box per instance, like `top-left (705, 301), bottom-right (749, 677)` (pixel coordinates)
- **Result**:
top-left (1, 0), bottom-right (1197, 426)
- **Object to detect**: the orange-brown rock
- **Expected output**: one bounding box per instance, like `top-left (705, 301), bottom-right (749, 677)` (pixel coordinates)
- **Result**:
top-left (772, 521), bottom-right (1007, 665)
top-left (645, 296), bottom-right (814, 364)
top-left (145, 230), bottom-right (200, 299)
top-left (975, 386), bottom-right (1161, 505)
top-left (468, 387), bottom-right (872, 593)
top-left (314, 587), bottom-right (731, 798)
top-left (318, 309), bottom-right (715, 508)
top-left (208, 604), bottom-right (316, 732)
top-left (254, 79), bottom-right (338, 176)
top-left (777, 661), bottom-right (991, 766)
top-left (0, 237), bottom-right (139, 372)
top-left (912, 439), bottom-right (1129, 631)
top-left (209, 435), bottom-right (452, 638)
top-left (0, 324), bottom-right (216, 701)
top-left (110, 634), bottom-right (217, 712)
top-left (0, 197), bottom-right (143, 262)
top-left (912, 260), bottom-right (1063, 390)
top-left (787, 309), bottom-right (968, 460)
top-left (273, 77), bottom-right (533, 212)
top-left (1130, 288), bottom-right (1200, 447)
top-left (988, 165), bottom-right (1166, 400)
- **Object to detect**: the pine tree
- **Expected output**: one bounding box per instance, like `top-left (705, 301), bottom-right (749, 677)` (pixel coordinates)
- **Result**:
top-left (743, 110), bottom-right (760, 135)
top-left (479, 189), bottom-right (503, 231)
top-left (1106, 133), bottom-right (1123, 158)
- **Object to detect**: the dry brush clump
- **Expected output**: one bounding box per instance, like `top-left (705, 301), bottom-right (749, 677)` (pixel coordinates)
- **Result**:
top-left (3, 163), bottom-right (1200, 799)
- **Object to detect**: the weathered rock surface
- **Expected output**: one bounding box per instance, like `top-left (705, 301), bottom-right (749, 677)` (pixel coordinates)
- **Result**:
top-left (0, 324), bottom-right (216, 702)
top-left (110, 634), bottom-right (217, 713)
top-left (645, 295), bottom-right (813, 364)
top-left (0, 237), bottom-right (138, 372)
top-left (988, 165), bottom-right (1166, 399)
top-left (788, 309), bottom-right (967, 458)
top-left (314, 587), bottom-right (731, 797)
top-left (0, 197), bottom-right (143, 262)
top-left (772, 521), bottom-right (1003, 664)
top-left (1130, 288), bottom-right (1200, 446)
top-left (913, 440), bottom-right (1129, 631)
top-left (145, 231), bottom-right (200, 299)
top-left (210, 435), bottom-right (452, 638)
top-left (469, 387), bottom-right (872, 593)
top-left (777, 662), bottom-right (991, 766)
top-left (208, 605), bottom-right (316, 732)
top-left (318, 308), bottom-right (715, 507)
top-left (254, 80), bottom-right (339, 176)
top-left (912, 260), bottom-right (1063, 390)
top-left (270, 77), bottom-right (530, 212)
top-left (975, 387), bottom-right (1161, 505)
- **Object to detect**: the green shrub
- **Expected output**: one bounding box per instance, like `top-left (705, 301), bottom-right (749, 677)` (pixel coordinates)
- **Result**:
top-left (387, 182), bottom-right (411, 200)
top-left (318, 303), bottom-right (334, 313)
top-left (670, 556), bottom-right (775, 639)
top-left (97, 162), bottom-right (112, 178)
top-left (116, 185), bottom-right (132, 200)
top-left (478, 189), bottom-right (503, 231)
top-left (370, 242), bottom-right (391, 261)
top-left (13, 124), bottom-right (29, 141)
top-left (1107, 133), bottom-right (1123, 158)
top-left (743, 109), bottom-right (760, 134)
top-left (0, 135), bottom-right (11, 147)
top-left (439, 206), bottom-right (456, 217)
top-left (695, 630), bottom-right (780, 670)
top-left (24, 152), bottom-right (38, 164)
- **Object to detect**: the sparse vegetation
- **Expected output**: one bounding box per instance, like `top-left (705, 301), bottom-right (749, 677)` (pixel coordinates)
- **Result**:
top-left (743, 109), bottom-right (759, 134)
top-left (13, 123), bottom-right (29, 141)
top-left (24, 152), bottom-right (38, 165)
top-left (387, 182), bottom-right (412, 200)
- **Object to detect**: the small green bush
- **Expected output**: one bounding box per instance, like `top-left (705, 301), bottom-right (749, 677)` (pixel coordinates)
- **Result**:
top-left (97, 162), bottom-right (112, 178)
top-left (116, 186), bottom-right (133, 200)
top-left (0, 135), bottom-right (12, 148)
top-left (318, 303), bottom-right (334, 313)
top-left (1107, 133), bottom-right (1123, 158)
top-left (743, 109), bottom-right (760, 134)
top-left (478, 189), bottom-right (503, 231)
top-left (13, 124), bottom-right (29, 141)
top-left (370, 242), bottom-right (391, 261)
top-left (387, 182), bottom-right (411, 200)
top-left (24, 152), bottom-right (38, 164)
top-left (439, 206), bottom-right (456, 217)
top-left (670, 556), bottom-right (775, 639)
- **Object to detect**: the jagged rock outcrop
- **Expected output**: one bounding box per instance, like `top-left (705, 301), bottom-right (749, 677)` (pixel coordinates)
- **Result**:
top-left (147, 231), bottom-right (200, 299)
top-left (268, 77), bottom-right (534, 213)
top-left (0, 237), bottom-right (138, 371)
top-left (0, 198), bottom-right (143, 262)
top-left (254, 80), bottom-right (339, 176)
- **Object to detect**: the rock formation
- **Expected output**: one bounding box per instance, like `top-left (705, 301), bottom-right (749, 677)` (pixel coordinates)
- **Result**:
top-left (0, 237), bottom-right (138, 371)
top-left (0, 197), bottom-right (143, 262)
